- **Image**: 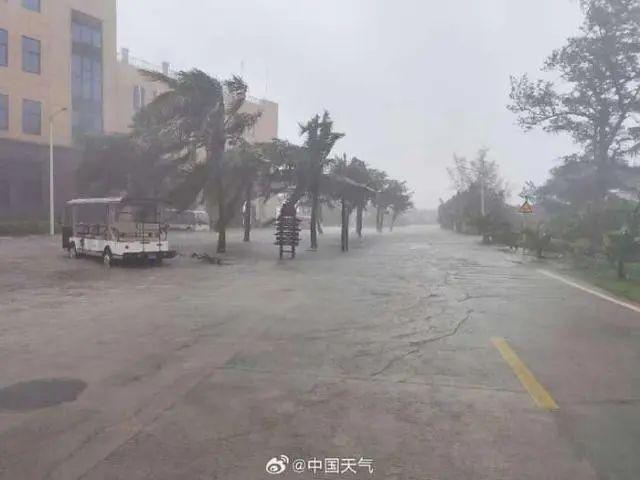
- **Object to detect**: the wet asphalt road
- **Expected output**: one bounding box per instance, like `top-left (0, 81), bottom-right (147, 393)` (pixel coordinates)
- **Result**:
top-left (0, 225), bottom-right (639, 479)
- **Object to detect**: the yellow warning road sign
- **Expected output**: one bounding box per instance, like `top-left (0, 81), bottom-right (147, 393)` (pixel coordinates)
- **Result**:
top-left (519, 200), bottom-right (534, 214)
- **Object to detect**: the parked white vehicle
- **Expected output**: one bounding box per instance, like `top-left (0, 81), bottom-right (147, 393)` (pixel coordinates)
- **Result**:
top-left (62, 197), bottom-right (177, 266)
top-left (165, 209), bottom-right (210, 231)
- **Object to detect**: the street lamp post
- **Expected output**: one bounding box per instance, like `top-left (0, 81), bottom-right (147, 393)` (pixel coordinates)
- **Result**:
top-left (480, 174), bottom-right (485, 217)
top-left (49, 107), bottom-right (67, 236)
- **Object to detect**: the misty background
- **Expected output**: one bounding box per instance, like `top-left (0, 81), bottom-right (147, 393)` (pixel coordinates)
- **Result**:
top-left (118, 0), bottom-right (584, 209)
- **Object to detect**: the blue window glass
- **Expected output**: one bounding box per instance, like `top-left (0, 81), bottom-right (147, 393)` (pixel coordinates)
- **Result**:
top-left (22, 0), bottom-right (41, 12)
top-left (0, 30), bottom-right (7, 67)
top-left (22, 36), bottom-right (41, 74)
top-left (71, 11), bottom-right (103, 140)
top-left (92, 29), bottom-right (102, 48)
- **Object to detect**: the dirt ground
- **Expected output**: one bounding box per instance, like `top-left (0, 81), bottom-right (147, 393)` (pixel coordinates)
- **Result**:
top-left (1, 226), bottom-right (639, 479)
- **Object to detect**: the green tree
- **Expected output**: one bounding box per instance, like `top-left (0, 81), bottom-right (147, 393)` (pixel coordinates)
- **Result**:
top-left (347, 158), bottom-right (375, 238)
top-left (445, 149), bottom-right (506, 237)
top-left (76, 134), bottom-right (170, 198)
top-left (224, 143), bottom-right (272, 242)
top-left (286, 112), bottom-right (344, 249)
top-left (386, 180), bottom-right (414, 231)
top-left (327, 155), bottom-right (377, 248)
top-left (509, 0), bottom-right (640, 212)
top-left (134, 70), bottom-right (260, 253)
top-left (369, 168), bottom-right (390, 232)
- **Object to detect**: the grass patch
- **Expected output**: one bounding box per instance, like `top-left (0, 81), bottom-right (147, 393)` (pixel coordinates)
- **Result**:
top-left (565, 256), bottom-right (640, 303)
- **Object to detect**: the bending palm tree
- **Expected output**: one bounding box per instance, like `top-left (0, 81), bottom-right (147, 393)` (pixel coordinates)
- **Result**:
top-left (134, 70), bottom-right (260, 253)
top-left (296, 112), bottom-right (344, 249)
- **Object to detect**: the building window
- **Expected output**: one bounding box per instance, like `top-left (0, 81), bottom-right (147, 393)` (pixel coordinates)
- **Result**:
top-left (22, 36), bottom-right (41, 74)
top-left (0, 30), bottom-right (7, 67)
top-left (71, 10), bottom-right (103, 140)
top-left (22, 0), bottom-right (41, 12)
top-left (0, 94), bottom-right (8, 131)
top-left (22, 99), bottom-right (41, 135)
top-left (72, 23), bottom-right (101, 48)
top-left (72, 54), bottom-right (102, 102)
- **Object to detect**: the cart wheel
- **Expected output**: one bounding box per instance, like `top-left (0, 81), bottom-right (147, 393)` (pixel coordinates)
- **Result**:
top-left (68, 243), bottom-right (78, 259)
top-left (103, 248), bottom-right (113, 268)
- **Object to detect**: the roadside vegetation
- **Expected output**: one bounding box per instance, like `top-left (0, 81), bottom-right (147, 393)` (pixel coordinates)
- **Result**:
top-left (439, 0), bottom-right (640, 299)
top-left (75, 72), bottom-right (413, 253)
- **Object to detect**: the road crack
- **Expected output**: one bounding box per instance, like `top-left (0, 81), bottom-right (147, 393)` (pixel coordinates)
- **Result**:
top-left (370, 309), bottom-right (473, 377)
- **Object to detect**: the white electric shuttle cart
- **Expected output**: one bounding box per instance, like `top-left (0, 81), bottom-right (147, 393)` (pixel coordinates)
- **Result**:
top-left (62, 197), bottom-right (177, 266)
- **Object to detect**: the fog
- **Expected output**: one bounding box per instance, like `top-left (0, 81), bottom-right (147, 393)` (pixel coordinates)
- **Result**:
top-left (118, 0), bottom-right (584, 208)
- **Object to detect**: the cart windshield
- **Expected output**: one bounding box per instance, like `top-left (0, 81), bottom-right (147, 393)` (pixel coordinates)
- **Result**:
top-left (118, 203), bottom-right (160, 224)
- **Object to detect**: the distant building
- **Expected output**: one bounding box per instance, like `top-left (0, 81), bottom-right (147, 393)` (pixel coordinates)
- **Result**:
top-left (0, 0), bottom-right (117, 220)
top-left (0, 0), bottom-right (278, 221)
top-left (114, 48), bottom-right (279, 144)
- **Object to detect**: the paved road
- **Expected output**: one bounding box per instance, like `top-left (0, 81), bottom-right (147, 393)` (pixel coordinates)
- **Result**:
top-left (0, 225), bottom-right (639, 479)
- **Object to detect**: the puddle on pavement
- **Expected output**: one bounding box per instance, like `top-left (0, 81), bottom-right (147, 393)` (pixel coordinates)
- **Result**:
top-left (0, 378), bottom-right (87, 411)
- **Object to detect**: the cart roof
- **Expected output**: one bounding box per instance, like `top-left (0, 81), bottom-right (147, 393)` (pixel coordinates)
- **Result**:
top-left (67, 197), bottom-right (167, 206)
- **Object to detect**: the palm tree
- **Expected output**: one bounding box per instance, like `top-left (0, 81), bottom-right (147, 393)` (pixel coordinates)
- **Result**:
top-left (76, 133), bottom-right (175, 198)
top-left (346, 158), bottom-right (374, 238)
top-left (329, 156), bottom-right (373, 251)
top-left (134, 70), bottom-right (260, 253)
top-left (227, 142), bottom-right (272, 242)
top-left (261, 114), bottom-right (343, 250)
top-left (386, 180), bottom-right (414, 231)
top-left (298, 111), bottom-right (344, 250)
top-left (369, 169), bottom-right (389, 232)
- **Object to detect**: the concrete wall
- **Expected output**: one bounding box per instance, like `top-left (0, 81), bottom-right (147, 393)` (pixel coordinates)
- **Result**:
top-left (0, 138), bottom-right (81, 220)
top-left (241, 98), bottom-right (279, 144)
top-left (0, 0), bottom-right (116, 220)
top-left (0, 0), bottom-right (279, 221)
top-left (0, 0), bottom-right (117, 147)
top-left (111, 52), bottom-right (170, 134)
top-left (112, 54), bottom-right (279, 143)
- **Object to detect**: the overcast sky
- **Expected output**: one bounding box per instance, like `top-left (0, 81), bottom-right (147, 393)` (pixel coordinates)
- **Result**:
top-left (118, 0), bottom-right (584, 208)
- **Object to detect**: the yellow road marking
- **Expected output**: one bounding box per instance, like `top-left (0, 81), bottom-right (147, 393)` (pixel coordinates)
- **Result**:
top-left (491, 337), bottom-right (559, 411)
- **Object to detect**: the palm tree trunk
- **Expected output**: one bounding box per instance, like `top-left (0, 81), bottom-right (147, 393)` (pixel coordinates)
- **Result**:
top-left (243, 183), bottom-right (252, 242)
top-left (376, 207), bottom-right (385, 233)
top-left (310, 189), bottom-right (319, 250)
top-left (217, 225), bottom-right (226, 253)
top-left (341, 199), bottom-right (347, 252)
top-left (206, 193), bottom-right (216, 232)
top-left (317, 203), bottom-right (324, 235)
top-left (216, 180), bottom-right (226, 253)
top-left (345, 205), bottom-right (350, 251)
top-left (356, 205), bottom-right (363, 238)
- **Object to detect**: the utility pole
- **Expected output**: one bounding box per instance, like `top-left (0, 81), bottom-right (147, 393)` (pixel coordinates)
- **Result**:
top-left (480, 174), bottom-right (486, 217)
top-left (49, 107), bottom-right (68, 237)
top-left (478, 154), bottom-right (486, 217)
